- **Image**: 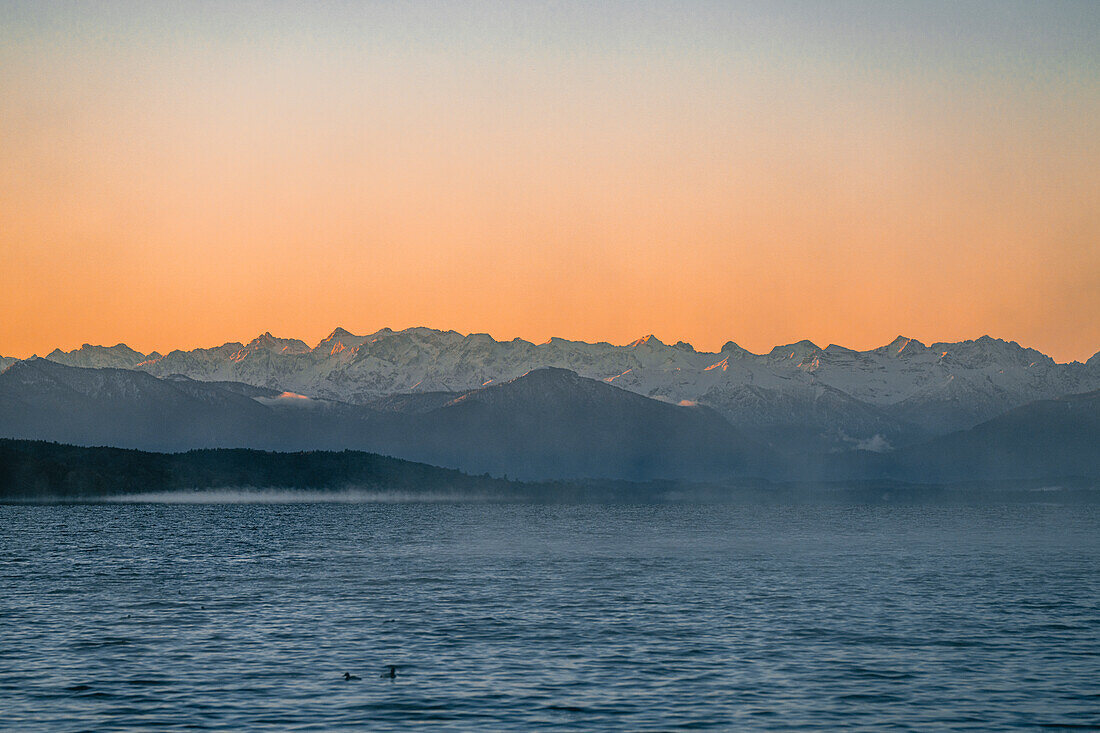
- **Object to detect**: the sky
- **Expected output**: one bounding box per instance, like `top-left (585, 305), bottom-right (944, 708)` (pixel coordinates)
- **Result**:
top-left (2, 1), bottom-right (1098, 362)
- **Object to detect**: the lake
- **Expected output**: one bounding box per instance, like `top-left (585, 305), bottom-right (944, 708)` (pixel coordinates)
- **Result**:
top-left (1, 500), bottom-right (1097, 730)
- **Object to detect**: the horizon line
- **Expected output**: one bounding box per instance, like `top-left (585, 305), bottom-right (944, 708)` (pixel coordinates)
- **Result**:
top-left (8, 327), bottom-right (1098, 366)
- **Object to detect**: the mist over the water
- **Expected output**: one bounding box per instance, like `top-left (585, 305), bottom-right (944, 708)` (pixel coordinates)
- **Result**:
top-left (96, 488), bottom-right (502, 504)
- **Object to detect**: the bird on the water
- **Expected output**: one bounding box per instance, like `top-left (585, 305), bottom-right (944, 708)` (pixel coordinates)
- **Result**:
top-left (343, 672), bottom-right (361, 681)
top-left (382, 666), bottom-right (397, 679)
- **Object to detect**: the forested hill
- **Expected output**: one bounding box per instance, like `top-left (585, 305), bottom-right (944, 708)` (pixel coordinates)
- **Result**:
top-left (0, 439), bottom-right (519, 500)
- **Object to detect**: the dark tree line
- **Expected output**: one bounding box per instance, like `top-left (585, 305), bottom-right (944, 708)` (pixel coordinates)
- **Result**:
top-left (0, 439), bottom-right (520, 500)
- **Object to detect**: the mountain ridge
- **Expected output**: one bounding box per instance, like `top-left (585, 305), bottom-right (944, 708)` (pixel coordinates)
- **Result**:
top-left (0, 360), bottom-right (768, 482)
top-left (16, 328), bottom-right (1100, 452)
top-left (36, 329), bottom-right (1092, 365)
top-left (2, 360), bottom-right (1096, 484)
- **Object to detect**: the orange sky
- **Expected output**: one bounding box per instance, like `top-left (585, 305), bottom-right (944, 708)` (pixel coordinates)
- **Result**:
top-left (2, 2), bottom-right (1098, 362)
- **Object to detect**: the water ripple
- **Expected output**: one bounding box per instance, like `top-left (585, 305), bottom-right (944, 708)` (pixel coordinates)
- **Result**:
top-left (0, 502), bottom-right (1097, 730)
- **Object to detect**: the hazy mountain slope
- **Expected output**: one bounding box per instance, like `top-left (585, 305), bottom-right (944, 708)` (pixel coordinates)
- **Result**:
top-left (0, 361), bottom-right (774, 481)
top-left (365, 390), bottom-right (466, 414)
top-left (813, 389), bottom-right (1100, 482)
top-left (888, 389), bottom-right (1100, 481)
top-left (3, 359), bottom-right (1096, 483)
top-left (370, 368), bottom-right (773, 481)
top-left (694, 380), bottom-right (918, 453)
top-left (0, 359), bottom-right (381, 453)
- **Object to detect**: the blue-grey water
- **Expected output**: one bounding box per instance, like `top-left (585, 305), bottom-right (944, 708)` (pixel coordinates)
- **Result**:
top-left (1, 501), bottom-right (1098, 731)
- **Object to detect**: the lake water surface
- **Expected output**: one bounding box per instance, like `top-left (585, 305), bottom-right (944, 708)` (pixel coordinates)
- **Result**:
top-left (1, 501), bottom-right (1098, 730)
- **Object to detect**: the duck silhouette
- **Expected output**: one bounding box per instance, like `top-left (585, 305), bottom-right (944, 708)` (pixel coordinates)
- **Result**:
top-left (343, 672), bottom-right (361, 681)
top-left (381, 666), bottom-right (396, 679)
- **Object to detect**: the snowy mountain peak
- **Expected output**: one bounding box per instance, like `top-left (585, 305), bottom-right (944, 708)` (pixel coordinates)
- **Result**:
top-left (468, 332), bottom-right (499, 343)
top-left (629, 334), bottom-right (663, 348)
top-left (720, 341), bottom-right (754, 358)
top-left (768, 340), bottom-right (820, 361)
top-left (43, 343), bottom-right (147, 369)
top-left (880, 336), bottom-right (927, 357)
top-left (316, 327), bottom-right (371, 354)
top-left (325, 327), bottom-right (356, 342)
top-left (931, 336), bottom-right (1051, 368)
top-left (243, 333), bottom-right (310, 355)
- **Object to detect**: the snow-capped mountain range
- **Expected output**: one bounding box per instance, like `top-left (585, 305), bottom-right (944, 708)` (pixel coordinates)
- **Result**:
top-left (7, 327), bottom-right (1100, 451)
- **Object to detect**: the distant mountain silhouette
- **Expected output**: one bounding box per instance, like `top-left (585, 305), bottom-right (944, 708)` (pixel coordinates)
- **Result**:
top-left (4, 358), bottom-right (1097, 483)
top-left (815, 389), bottom-right (1100, 482)
top-left (0, 361), bottom-right (773, 481)
top-left (372, 367), bottom-right (773, 480)
top-left (888, 389), bottom-right (1100, 480)
top-left (0, 358), bottom-right (295, 451)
